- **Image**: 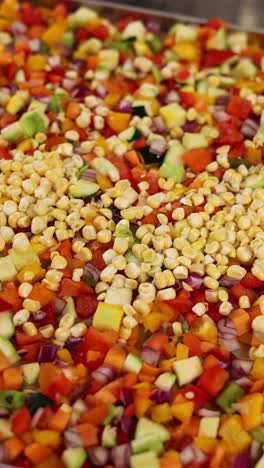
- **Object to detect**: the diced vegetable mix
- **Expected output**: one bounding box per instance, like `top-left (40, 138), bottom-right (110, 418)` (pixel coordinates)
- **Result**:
top-left (0, 1), bottom-right (264, 467)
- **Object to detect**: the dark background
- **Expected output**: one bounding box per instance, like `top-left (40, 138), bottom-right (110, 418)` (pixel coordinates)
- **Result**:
top-left (111, 0), bottom-right (264, 29)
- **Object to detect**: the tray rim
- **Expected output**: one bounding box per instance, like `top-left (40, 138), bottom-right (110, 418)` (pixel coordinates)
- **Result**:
top-left (70, 0), bottom-right (264, 35)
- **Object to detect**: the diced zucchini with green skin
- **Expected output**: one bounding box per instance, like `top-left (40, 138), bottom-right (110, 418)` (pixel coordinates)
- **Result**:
top-left (0, 390), bottom-right (24, 409)
top-left (98, 49), bottom-right (119, 71)
top-left (0, 255), bottom-right (17, 282)
top-left (79, 38), bottom-right (102, 53)
top-left (20, 111), bottom-right (49, 137)
top-left (107, 40), bottom-right (130, 52)
top-left (172, 23), bottom-right (197, 43)
top-left (59, 31), bottom-right (74, 49)
top-left (244, 173), bottom-right (264, 190)
top-left (68, 180), bottom-right (100, 198)
top-left (216, 381), bottom-right (245, 413)
top-left (93, 302), bottom-right (124, 333)
top-left (131, 451), bottom-right (160, 468)
top-left (160, 142), bottom-right (185, 181)
top-left (138, 83), bottom-right (159, 98)
top-left (102, 425), bottom-right (117, 448)
top-left (152, 65), bottom-right (162, 82)
top-left (208, 88), bottom-right (229, 99)
top-left (232, 59), bottom-right (257, 79)
top-left (113, 223), bottom-right (135, 244)
top-left (119, 127), bottom-right (141, 142)
top-left (0, 312), bottom-right (14, 339)
top-left (15, 70), bottom-right (26, 84)
top-left (135, 417), bottom-right (170, 442)
top-left (132, 100), bottom-right (153, 117)
top-left (160, 103), bottom-right (186, 128)
top-left (28, 99), bottom-right (47, 113)
top-left (250, 427), bottom-right (264, 443)
top-left (9, 246), bottom-right (39, 271)
top-left (0, 419), bottom-right (13, 441)
top-left (22, 363), bottom-right (40, 386)
top-left (104, 287), bottom-right (132, 306)
top-left (62, 448), bottom-right (87, 468)
top-left (206, 28), bottom-right (228, 50)
top-left (103, 403), bottom-right (116, 425)
top-left (67, 7), bottom-right (97, 29)
top-left (173, 356), bottom-right (203, 386)
top-left (123, 353), bottom-right (143, 374)
top-left (148, 37), bottom-right (162, 54)
top-left (1, 121), bottom-right (24, 143)
top-left (155, 372), bottom-right (176, 390)
top-left (196, 80), bottom-right (208, 94)
top-left (122, 21), bottom-right (146, 41)
top-left (0, 32), bottom-right (12, 45)
top-left (0, 337), bottom-right (20, 365)
top-left (132, 435), bottom-right (164, 456)
top-left (182, 132), bottom-right (208, 151)
top-left (228, 32), bottom-right (248, 52)
top-left (91, 157), bottom-right (119, 182)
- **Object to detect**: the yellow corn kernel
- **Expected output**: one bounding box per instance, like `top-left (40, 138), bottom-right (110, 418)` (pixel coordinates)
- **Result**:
top-left (176, 343), bottom-right (189, 360)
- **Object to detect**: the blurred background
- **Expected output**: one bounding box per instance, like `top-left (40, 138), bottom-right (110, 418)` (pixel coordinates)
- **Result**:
top-left (111, 0), bottom-right (263, 29)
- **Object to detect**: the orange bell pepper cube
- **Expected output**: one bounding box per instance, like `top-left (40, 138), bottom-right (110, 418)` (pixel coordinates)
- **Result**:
top-left (239, 393), bottom-right (264, 431)
top-left (106, 112), bottom-right (131, 133)
top-left (194, 436), bottom-right (218, 454)
top-left (160, 451), bottom-right (182, 468)
top-left (48, 405), bottom-right (71, 432)
top-left (171, 401), bottom-right (194, 423)
top-left (0, 282), bottom-right (22, 311)
top-left (25, 442), bottom-right (52, 464)
top-left (229, 308), bottom-right (251, 336)
top-left (3, 367), bottom-right (23, 390)
top-left (76, 423), bottom-right (98, 447)
top-left (4, 436), bottom-right (24, 461)
top-left (197, 365), bottom-right (229, 397)
top-left (183, 148), bottom-right (213, 173)
top-left (81, 404), bottom-right (109, 425)
top-left (28, 282), bottom-right (56, 307)
top-left (32, 430), bottom-right (61, 448)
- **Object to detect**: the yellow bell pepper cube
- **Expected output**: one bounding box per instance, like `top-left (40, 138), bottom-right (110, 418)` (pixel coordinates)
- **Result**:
top-left (32, 430), bottom-right (61, 448)
top-left (133, 41), bottom-right (152, 57)
top-left (219, 416), bottom-right (251, 454)
top-left (16, 261), bottom-right (46, 284)
top-left (42, 20), bottom-right (66, 46)
top-left (190, 316), bottom-right (217, 344)
top-left (134, 396), bottom-right (152, 418)
top-left (239, 393), bottom-right (263, 431)
top-left (27, 55), bottom-right (47, 71)
top-left (96, 174), bottom-right (112, 190)
top-left (151, 403), bottom-right (173, 423)
top-left (171, 401), bottom-right (194, 423)
top-left (57, 349), bottom-right (73, 363)
top-left (159, 359), bottom-right (175, 372)
top-left (251, 358), bottom-right (264, 380)
top-left (172, 43), bottom-right (197, 61)
top-left (176, 343), bottom-right (189, 360)
top-left (144, 313), bottom-right (169, 333)
top-left (93, 302), bottom-right (124, 333)
top-left (194, 436), bottom-right (218, 454)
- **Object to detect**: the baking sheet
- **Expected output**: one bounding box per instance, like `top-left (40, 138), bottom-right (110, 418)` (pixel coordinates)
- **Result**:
top-left (33, 0), bottom-right (264, 37)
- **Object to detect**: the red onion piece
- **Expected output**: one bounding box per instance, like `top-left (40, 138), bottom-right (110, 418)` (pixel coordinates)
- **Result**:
top-left (64, 429), bottom-right (82, 448)
top-left (219, 337), bottom-right (241, 352)
top-left (65, 336), bottom-right (83, 354)
top-left (232, 358), bottom-right (253, 375)
top-left (197, 408), bottom-right (221, 417)
top-left (251, 439), bottom-right (261, 460)
top-left (117, 99), bottom-right (132, 113)
top-left (48, 55), bottom-right (61, 67)
top-left (92, 365), bottom-right (115, 384)
top-left (11, 21), bottom-right (27, 34)
top-left (62, 78), bottom-right (76, 91)
top-left (235, 377), bottom-right (252, 387)
top-left (0, 408), bottom-right (9, 417)
top-left (120, 387), bottom-right (133, 406)
top-left (164, 90), bottom-right (180, 104)
top-left (80, 169), bottom-right (97, 182)
top-left (111, 443), bottom-right (131, 467)
top-left (141, 347), bottom-right (160, 367)
top-left (232, 452), bottom-right (251, 468)
top-left (218, 318), bottom-right (237, 336)
top-left (241, 118), bottom-right (258, 138)
top-left (0, 445), bottom-right (8, 464)
top-left (38, 344), bottom-right (60, 363)
top-left (215, 95), bottom-right (230, 106)
top-left (180, 445), bottom-right (195, 465)
top-left (87, 447), bottom-right (109, 467)
top-left (151, 115), bottom-right (167, 134)
top-left (96, 84), bottom-right (108, 98)
top-left (213, 110), bottom-right (231, 122)
top-left (29, 39), bottom-right (41, 52)
top-left (185, 273), bottom-right (203, 289)
top-left (51, 297), bottom-right (66, 315)
top-left (149, 139), bottom-right (167, 155)
top-left (83, 262), bottom-right (100, 283)
top-left (219, 275), bottom-right (240, 287)
top-left (31, 407), bottom-right (45, 428)
top-left (146, 20), bottom-right (161, 33)
top-left (120, 416), bottom-right (136, 435)
top-left (151, 388), bottom-right (171, 404)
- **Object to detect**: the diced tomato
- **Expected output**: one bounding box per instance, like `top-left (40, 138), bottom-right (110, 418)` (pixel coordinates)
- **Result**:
top-left (36, 406), bottom-right (54, 429)
top-left (152, 53), bottom-right (163, 66)
top-left (19, 2), bottom-right (44, 26)
top-left (11, 407), bottom-right (31, 436)
top-left (76, 293), bottom-right (98, 318)
top-left (163, 290), bottom-right (192, 316)
top-left (92, 24), bottom-right (109, 41)
top-left (202, 50), bottom-right (236, 67)
top-left (229, 283), bottom-right (257, 303)
top-left (241, 272), bottom-right (263, 289)
top-left (133, 137), bottom-right (147, 150)
top-left (183, 333), bottom-right (202, 356)
top-left (15, 328), bottom-right (42, 346)
top-left (228, 141), bottom-right (246, 159)
top-left (19, 342), bottom-right (44, 362)
top-left (0, 297), bottom-right (13, 312)
top-left (205, 18), bottom-right (227, 29)
top-left (80, 327), bottom-right (117, 355)
top-left (197, 365), bottom-right (229, 397)
top-left (132, 167), bottom-right (160, 195)
top-left (44, 372), bottom-right (73, 398)
top-left (116, 15), bottom-right (139, 32)
top-left (217, 121), bottom-right (243, 146)
top-left (176, 68), bottom-right (190, 81)
top-left (75, 27), bottom-right (89, 41)
top-left (227, 96), bottom-right (252, 119)
top-left (58, 278), bottom-right (91, 297)
top-left (179, 90), bottom-right (196, 109)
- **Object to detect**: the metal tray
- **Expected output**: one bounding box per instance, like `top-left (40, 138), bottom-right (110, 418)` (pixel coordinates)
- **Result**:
top-left (33, 0), bottom-right (264, 38)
